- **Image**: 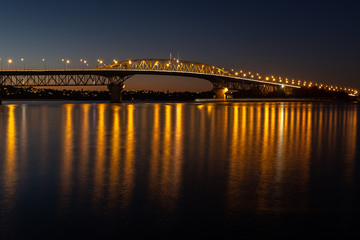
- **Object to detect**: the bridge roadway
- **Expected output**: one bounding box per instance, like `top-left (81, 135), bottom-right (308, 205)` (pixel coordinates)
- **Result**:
top-left (0, 59), bottom-right (356, 103)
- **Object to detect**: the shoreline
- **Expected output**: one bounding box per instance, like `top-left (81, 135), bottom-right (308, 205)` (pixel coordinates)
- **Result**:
top-left (195, 98), bottom-right (358, 102)
top-left (1, 98), bottom-right (358, 103)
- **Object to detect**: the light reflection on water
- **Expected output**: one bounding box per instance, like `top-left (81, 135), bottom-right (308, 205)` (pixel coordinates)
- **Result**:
top-left (0, 102), bottom-right (359, 239)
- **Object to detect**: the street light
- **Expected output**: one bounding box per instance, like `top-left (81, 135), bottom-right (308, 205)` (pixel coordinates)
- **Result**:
top-left (42, 58), bottom-right (46, 70)
top-left (66, 60), bottom-right (70, 69)
top-left (8, 59), bottom-right (12, 70)
top-left (21, 58), bottom-right (25, 70)
top-left (81, 59), bottom-right (87, 69)
top-left (97, 59), bottom-right (104, 67)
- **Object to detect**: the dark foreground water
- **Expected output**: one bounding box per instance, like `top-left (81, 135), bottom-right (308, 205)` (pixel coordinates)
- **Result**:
top-left (0, 101), bottom-right (359, 239)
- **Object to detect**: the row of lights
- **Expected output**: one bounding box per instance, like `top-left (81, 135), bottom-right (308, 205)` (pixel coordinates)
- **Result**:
top-left (1, 57), bottom-right (357, 95)
top-left (122, 60), bottom-right (358, 95)
top-left (0, 58), bottom-right (109, 70)
top-left (230, 68), bottom-right (357, 95)
top-left (101, 59), bottom-right (360, 95)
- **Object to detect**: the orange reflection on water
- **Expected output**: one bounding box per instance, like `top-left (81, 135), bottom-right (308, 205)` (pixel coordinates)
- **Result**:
top-left (160, 104), bottom-right (172, 208)
top-left (93, 104), bottom-right (107, 203)
top-left (148, 104), bottom-right (184, 211)
top-left (172, 104), bottom-right (183, 203)
top-left (226, 103), bottom-right (318, 213)
top-left (108, 105), bottom-right (121, 207)
top-left (226, 103), bottom-right (358, 215)
top-left (120, 104), bottom-right (136, 209)
top-left (78, 104), bottom-right (91, 192)
top-left (149, 103), bottom-right (161, 202)
top-left (227, 106), bottom-right (244, 210)
top-left (60, 104), bottom-right (74, 207)
top-left (2, 105), bottom-right (18, 213)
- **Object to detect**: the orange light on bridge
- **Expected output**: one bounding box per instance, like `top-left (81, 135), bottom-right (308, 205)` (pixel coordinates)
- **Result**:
top-left (235, 72), bottom-right (238, 76)
top-left (265, 77), bottom-right (269, 80)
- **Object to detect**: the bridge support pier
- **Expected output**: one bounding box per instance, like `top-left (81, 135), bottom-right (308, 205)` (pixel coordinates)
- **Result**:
top-left (108, 84), bottom-right (125, 103)
top-left (213, 87), bottom-right (228, 100)
top-left (0, 85), bottom-right (3, 105)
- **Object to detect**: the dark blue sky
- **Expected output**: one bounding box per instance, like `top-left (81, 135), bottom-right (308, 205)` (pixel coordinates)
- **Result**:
top-left (1, 0), bottom-right (359, 91)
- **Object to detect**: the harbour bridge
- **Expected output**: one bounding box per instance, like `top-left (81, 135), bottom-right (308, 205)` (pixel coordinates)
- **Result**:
top-left (0, 58), bottom-right (357, 103)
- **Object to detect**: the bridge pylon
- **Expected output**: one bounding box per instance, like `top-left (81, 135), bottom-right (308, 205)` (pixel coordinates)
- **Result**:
top-left (213, 87), bottom-right (228, 100)
top-left (107, 75), bottom-right (132, 103)
top-left (108, 83), bottom-right (125, 103)
top-left (0, 83), bottom-right (3, 105)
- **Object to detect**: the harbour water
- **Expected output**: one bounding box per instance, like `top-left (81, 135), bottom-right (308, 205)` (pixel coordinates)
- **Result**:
top-left (0, 101), bottom-right (359, 239)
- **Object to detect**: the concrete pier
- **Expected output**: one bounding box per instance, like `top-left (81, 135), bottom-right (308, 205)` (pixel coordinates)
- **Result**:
top-left (108, 84), bottom-right (125, 103)
top-left (0, 85), bottom-right (2, 105)
top-left (213, 87), bottom-right (228, 100)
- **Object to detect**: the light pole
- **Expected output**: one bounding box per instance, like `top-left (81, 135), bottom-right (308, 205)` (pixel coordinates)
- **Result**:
top-left (0, 58), bottom-right (2, 70)
top-left (21, 58), bottom-right (25, 70)
top-left (80, 59), bottom-right (87, 69)
top-left (97, 59), bottom-right (103, 67)
top-left (66, 60), bottom-right (70, 70)
top-left (8, 59), bottom-right (12, 70)
top-left (42, 58), bottom-right (46, 70)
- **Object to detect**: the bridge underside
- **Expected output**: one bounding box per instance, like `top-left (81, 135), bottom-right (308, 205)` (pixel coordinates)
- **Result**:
top-left (0, 70), bottom-right (294, 103)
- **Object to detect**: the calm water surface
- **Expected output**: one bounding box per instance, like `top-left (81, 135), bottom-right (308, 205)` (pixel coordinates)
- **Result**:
top-left (0, 101), bottom-right (359, 239)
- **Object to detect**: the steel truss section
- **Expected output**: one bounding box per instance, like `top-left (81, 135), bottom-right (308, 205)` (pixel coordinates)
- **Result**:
top-left (0, 74), bottom-right (133, 87)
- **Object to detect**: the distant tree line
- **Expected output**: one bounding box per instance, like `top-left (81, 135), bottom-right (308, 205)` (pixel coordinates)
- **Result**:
top-left (231, 87), bottom-right (356, 101)
top-left (0, 86), bottom-right (356, 101)
top-left (0, 86), bottom-right (213, 101)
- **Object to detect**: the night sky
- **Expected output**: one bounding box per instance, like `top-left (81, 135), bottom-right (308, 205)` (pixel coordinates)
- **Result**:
top-left (1, 0), bottom-right (359, 91)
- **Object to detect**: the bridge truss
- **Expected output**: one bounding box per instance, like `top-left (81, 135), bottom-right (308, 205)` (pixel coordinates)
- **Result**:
top-left (0, 58), bottom-right (357, 96)
top-left (0, 71), bottom-right (132, 86)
